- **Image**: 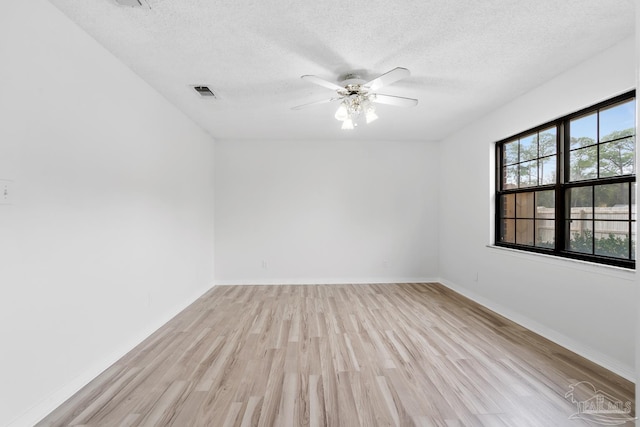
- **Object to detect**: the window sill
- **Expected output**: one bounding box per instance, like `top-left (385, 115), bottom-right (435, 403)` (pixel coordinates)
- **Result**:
top-left (486, 244), bottom-right (636, 281)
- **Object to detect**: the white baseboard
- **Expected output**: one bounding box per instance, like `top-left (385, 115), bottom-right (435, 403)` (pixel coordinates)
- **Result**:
top-left (437, 278), bottom-right (635, 383)
top-left (7, 283), bottom-right (215, 427)
top-left (214, 277), bottom-right (439, 286)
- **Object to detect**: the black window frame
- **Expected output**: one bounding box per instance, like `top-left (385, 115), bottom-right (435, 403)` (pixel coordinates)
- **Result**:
top-left (495, 91), bottom-right (636, 269)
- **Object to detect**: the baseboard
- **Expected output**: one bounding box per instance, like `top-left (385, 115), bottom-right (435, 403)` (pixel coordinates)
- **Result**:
top-left (7, 283), bottom-right (216, 427)
top-left (437, 278), bottom-right (636, 383)
top-left (214, 277), bottom-right (439, 286)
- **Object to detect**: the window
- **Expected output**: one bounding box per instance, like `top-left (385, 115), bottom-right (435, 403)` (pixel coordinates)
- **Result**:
top-left (496, 91), bottom-right (636, 268)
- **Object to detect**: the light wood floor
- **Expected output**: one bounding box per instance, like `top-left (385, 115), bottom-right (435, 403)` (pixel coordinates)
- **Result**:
top-left (38, 283), bottom-right (635, 426)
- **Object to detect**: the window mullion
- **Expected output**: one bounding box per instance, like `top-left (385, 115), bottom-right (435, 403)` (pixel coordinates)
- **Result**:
top-left (591, 185), bottom-right (595, 255)
top-left (556, 122), bottom-right (565, 254)
top-left (596, 109), bottom-right (601, 179)
top-left (629, 183), bottom-right (633, 260)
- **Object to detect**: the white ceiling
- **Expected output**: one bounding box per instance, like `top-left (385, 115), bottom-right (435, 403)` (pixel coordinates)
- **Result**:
top-left (48, 0), bottom-right (635, 142)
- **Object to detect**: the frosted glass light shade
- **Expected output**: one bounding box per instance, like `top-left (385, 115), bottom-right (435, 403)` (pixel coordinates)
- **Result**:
top-left (341, 118), bottom-right (354, 130)
top-left (335, 103), bottom-right (349, 121)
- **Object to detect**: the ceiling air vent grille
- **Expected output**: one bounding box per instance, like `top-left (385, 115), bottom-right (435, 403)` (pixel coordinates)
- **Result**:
top-left (192, 86), bottom-right (217, 98)
top-left (114, 0), bottom-right (143, 6)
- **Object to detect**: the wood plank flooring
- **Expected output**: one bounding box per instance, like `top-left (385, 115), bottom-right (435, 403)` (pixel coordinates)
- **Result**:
top-left (37, 283), bottom-right (635, 426)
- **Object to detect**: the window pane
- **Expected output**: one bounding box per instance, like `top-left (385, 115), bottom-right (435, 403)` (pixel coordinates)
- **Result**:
top-left (539, 156), bottom-right (556, 185)
top-left (567, 220), bottom-right (593, 254)
top-left (536, 190), bottom-right (555, 216)
top-left (538, 127), bottom-right (557, 156)
top-left (516, 192), bottom-right (534, 218)
top-left (519, 133), bottom-right (538, 162)
top-left (594, 183), bottom-right (629, 220)
top-left (566, 187), bottom-right (593, 219)
top-left (594, 223), bottom-right (629, 259)
top-left (503, 141), bottom-right (519, 165)
top-left (569, 146), bottom-right (597, 181)
top-left (535, 219), bottom-right (555, 248)
top-left (503, 165), bottom-right (518, 189)
top-left (516, 219), bottom-right (534, 245)
top-left (500, 219), bottom-right (515, 243)
top-left (501, 194), bottom-right (515, 218)
top-left (600, 99), bottom-right (635, 142)
top-left (519, 160), bottom-right (538, 188)
top-left (570, 113), bottom-right (597, 149)
top-left (599, 138), bottom-right (635, 178)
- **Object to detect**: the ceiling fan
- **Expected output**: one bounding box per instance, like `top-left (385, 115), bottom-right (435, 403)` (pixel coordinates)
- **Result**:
top-left (292, 67), bottom-right (418, 130)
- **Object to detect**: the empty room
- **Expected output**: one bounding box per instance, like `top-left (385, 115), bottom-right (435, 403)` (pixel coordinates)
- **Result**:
top-left (1, 1), bottom-right (638, 426)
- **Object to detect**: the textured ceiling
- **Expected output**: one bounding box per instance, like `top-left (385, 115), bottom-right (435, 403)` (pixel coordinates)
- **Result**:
top-left (48, 0), bottom-right (635, 141)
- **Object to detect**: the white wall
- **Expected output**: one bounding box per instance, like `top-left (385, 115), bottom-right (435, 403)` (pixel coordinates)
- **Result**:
top-left (0, 2), bottom-right (215, 426)
top-left (214, 139), bottom-right (439, 284)
top-left (439, 37), bottom-right (637, 379)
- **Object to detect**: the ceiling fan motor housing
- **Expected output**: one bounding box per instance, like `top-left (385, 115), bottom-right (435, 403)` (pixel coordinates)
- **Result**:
top-left (339, 73), bottom-right (367, 88)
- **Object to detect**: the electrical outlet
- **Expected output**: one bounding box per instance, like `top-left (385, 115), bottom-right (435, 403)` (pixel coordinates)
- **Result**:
top-left (0, 180), bottom-right (13, 205)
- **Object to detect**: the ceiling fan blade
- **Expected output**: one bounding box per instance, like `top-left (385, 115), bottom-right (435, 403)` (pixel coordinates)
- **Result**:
top-left (291, 97), bottom-right (341, 110)
top-left (364, 67), bottom-right (411, 91)
top-left (371, 94), bottom-right (418, 107)
top-left (301, 75), bottom-right (345, 92)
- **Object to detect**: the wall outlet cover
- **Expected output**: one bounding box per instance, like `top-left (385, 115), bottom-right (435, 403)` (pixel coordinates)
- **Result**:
top-left (0, 179), bottom-right (13, 205)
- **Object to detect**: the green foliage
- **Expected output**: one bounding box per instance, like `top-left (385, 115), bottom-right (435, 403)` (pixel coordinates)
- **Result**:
top-left (569, 229), bottom-right (631, 259)
top-left (599, 135), bottom-right (635, 177)
top-left (569, 128), bottom-right (635, 181)
top-left (538, 131), bottom-right (556, 156)
top-left (535, 237), bottom-right (554, 249)
top-left (504, 130), bottom-right (558, 188)
top-left (536, 190), bottom-right (554, 208)
top-left (505, 127), bottom-right (634, 188)
top-left (567, 182), bottom-right (629, 212)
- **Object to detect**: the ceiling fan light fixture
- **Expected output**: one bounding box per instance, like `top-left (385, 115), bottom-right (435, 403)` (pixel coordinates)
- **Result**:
top-left (335, 102), bottom-right (349, 121)
top-left (365, 108), bottom-right (378, 124)
top-left (341, 118), bottom-right (354, 130)
top-left (294, 67), bottom-right (417, 130)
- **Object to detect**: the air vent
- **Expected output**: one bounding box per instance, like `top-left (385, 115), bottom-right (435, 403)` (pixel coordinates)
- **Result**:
top-left (114, 0), bottom-right (143, 6)
top-left (192, 86), bottom-right (217, 98)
